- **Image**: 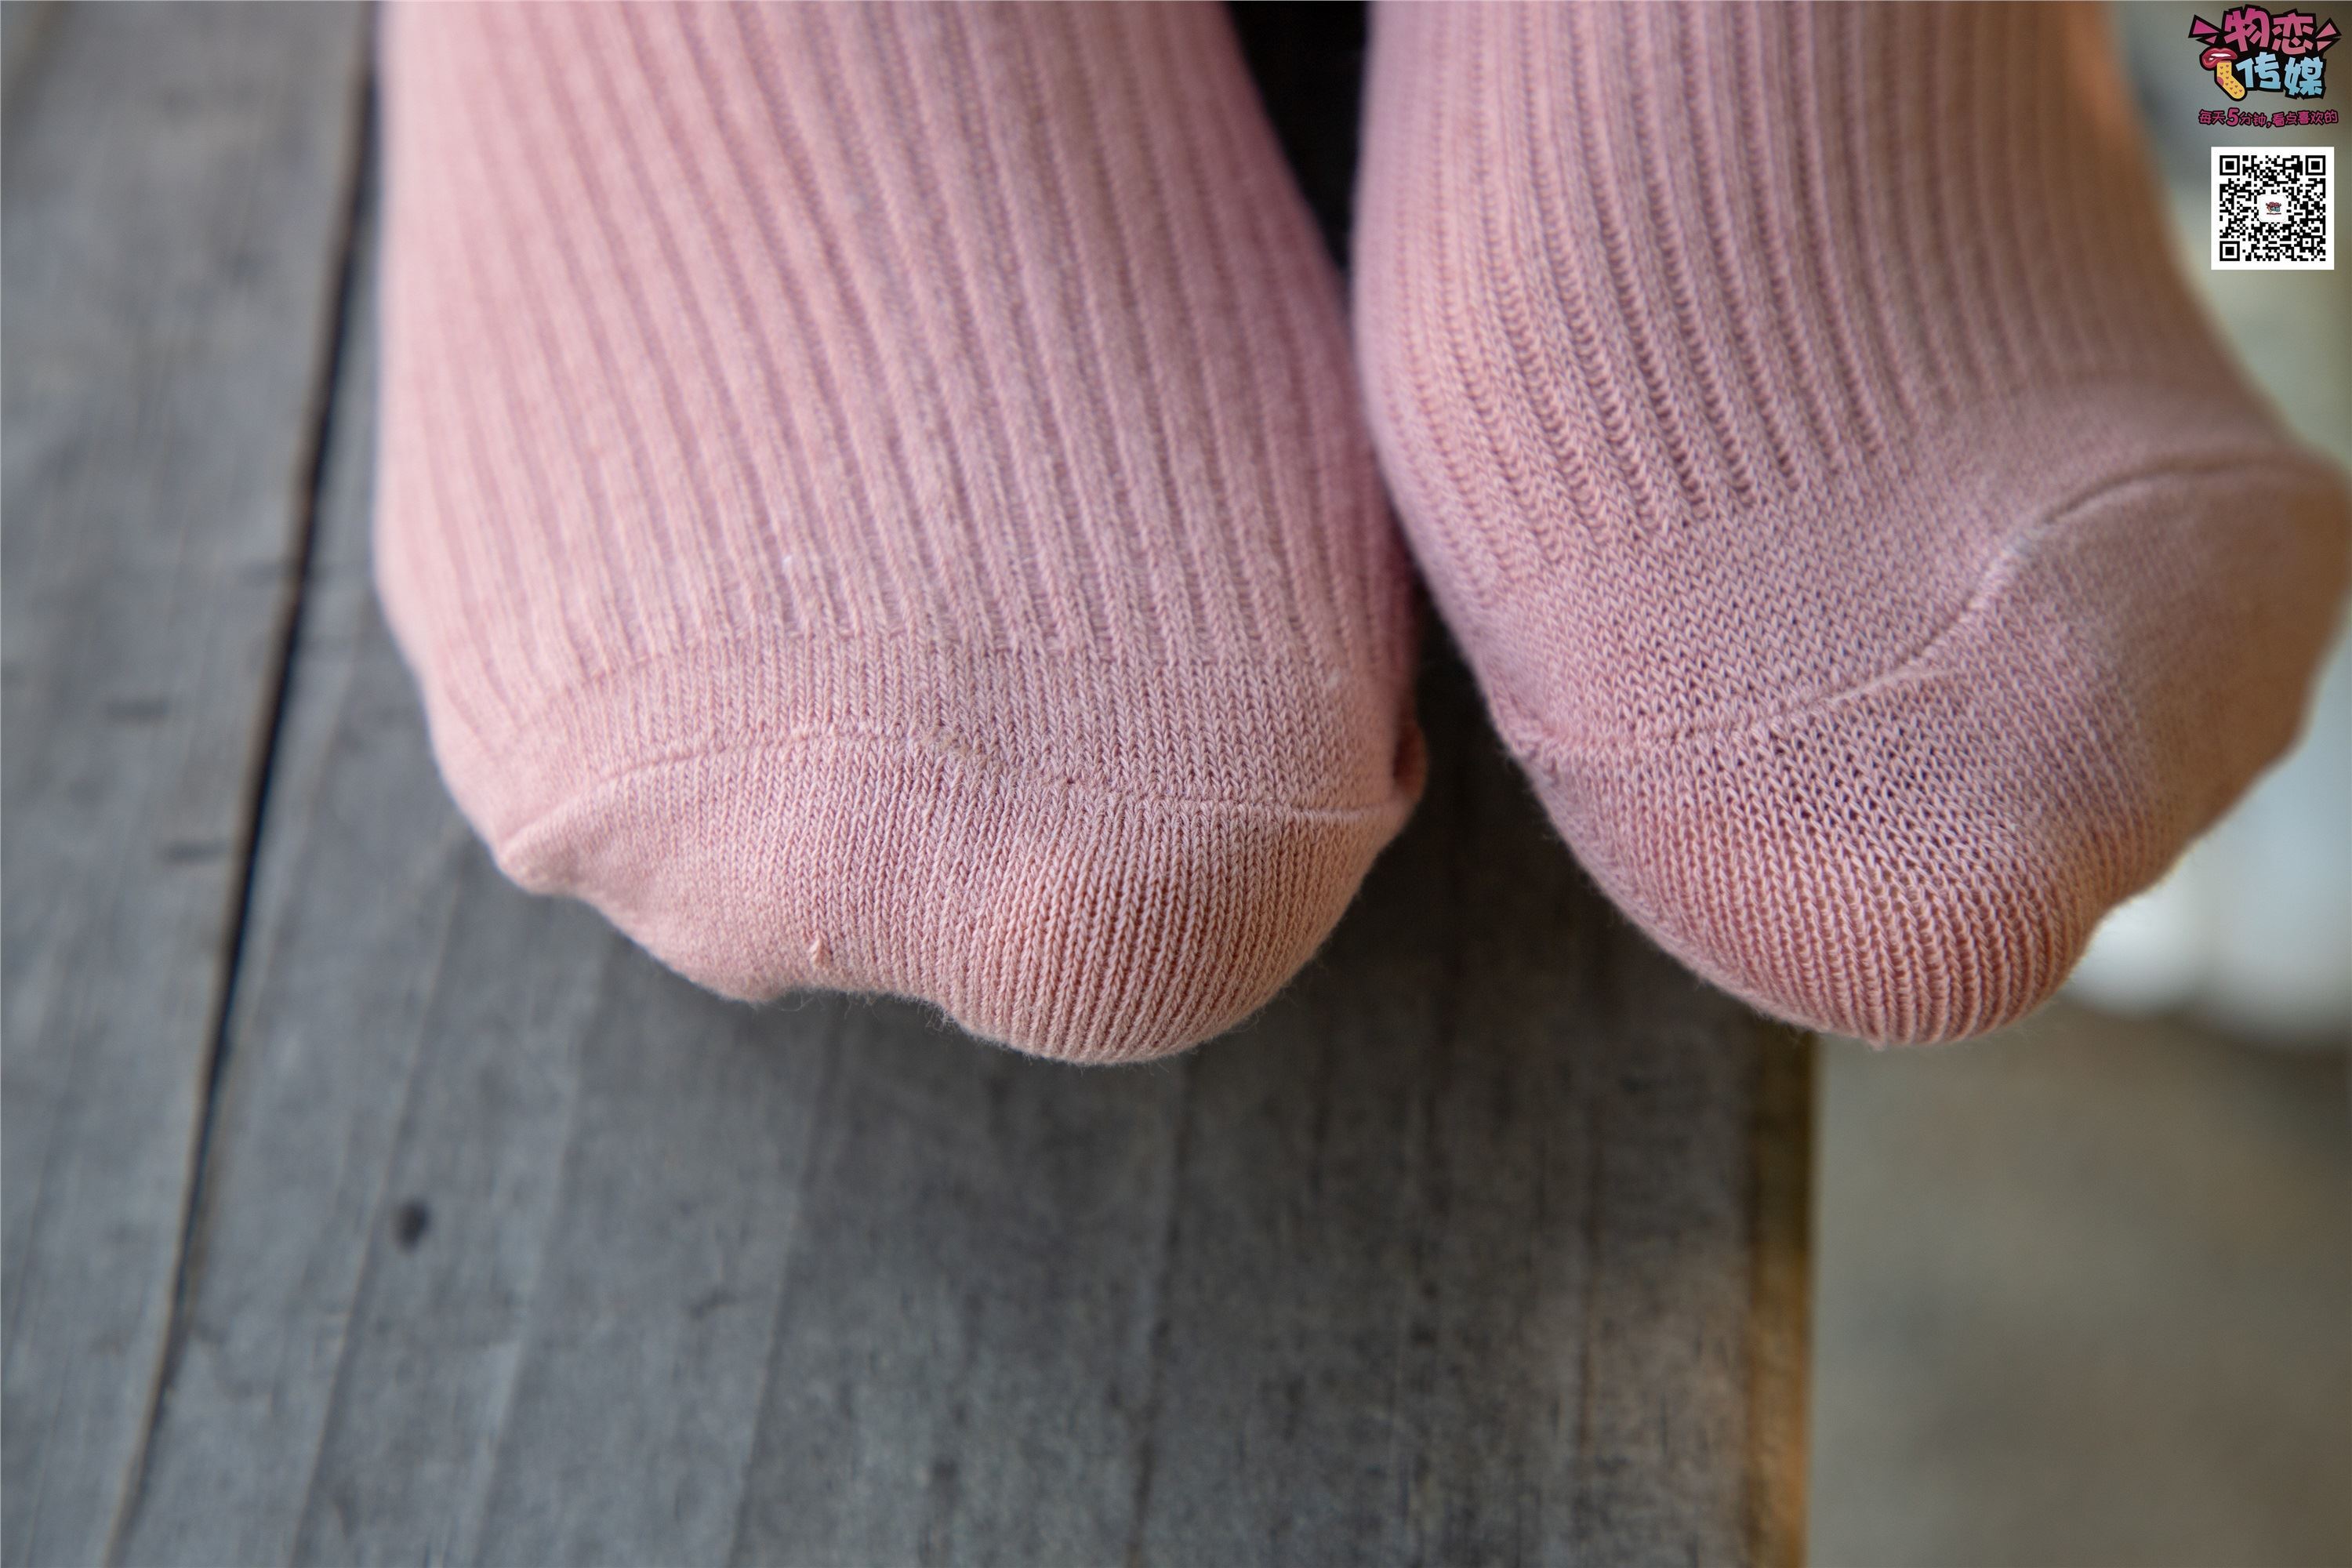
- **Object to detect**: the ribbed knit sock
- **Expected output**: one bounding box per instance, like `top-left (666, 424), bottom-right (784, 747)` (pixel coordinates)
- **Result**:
top-left (375, 2), bottom-right (1423, 1062)
top-left (1356, 2), bottom-right (2350, 1043)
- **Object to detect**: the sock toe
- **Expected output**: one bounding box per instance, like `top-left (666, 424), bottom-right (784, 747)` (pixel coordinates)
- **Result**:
top-left (432, 637), bottom-right (1422, 1063)
top-left (1512, 457), bottom-right (2351, 1044)
top-left (376, 2), bottom-right (1423, 1057)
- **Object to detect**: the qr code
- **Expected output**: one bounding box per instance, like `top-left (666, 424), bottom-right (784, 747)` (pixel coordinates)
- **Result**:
top-left (2212, 147), bottom-right (2333, 269)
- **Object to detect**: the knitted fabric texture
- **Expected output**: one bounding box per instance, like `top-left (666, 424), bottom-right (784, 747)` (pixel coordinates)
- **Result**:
top-left (375, 2), bottom-right (1423, 1062)
top-left (1356, 2), bottom-right (2351, 1043)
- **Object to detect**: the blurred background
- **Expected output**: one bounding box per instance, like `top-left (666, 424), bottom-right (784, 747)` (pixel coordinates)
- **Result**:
top-left (1807, 6), bottom-right (2350, 1564)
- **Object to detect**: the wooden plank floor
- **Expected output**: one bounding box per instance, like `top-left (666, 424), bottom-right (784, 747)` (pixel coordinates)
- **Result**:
top-left (2, 6), bottom-right (1815, 1565)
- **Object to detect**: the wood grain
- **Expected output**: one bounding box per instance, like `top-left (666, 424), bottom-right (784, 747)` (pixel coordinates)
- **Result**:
top-left (0, 7), bottom-right (368, 1565)
top-left (7, 8), bottom-right (1813, 1563)
top-left (114, 230), bottom-right (1813, 1564)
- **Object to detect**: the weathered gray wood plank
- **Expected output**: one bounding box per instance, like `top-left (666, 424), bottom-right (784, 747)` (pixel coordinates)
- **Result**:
top-left (112, 202), bottom-right (1812, 1566)
top-left (0, 6), bottom-right (369, 1565)
top-left (40, 9), bottom-right (1811, 1563)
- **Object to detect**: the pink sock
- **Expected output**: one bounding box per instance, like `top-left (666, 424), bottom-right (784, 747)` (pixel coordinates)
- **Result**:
top-left (1356, 2), bottom-right (2350, 1042)
top-left (376, 2), bottom-right (1422, 1062)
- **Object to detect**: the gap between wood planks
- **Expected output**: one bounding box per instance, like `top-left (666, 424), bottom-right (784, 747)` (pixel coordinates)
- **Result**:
top-left (103, 42), bottom-right (381, 1567)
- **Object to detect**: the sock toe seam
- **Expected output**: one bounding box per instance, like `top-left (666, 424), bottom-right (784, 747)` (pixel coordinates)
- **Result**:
top-left (1494, 445), bottom-right (2347, 765)
top-left (488, 723), bottom-right (1421, 870)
